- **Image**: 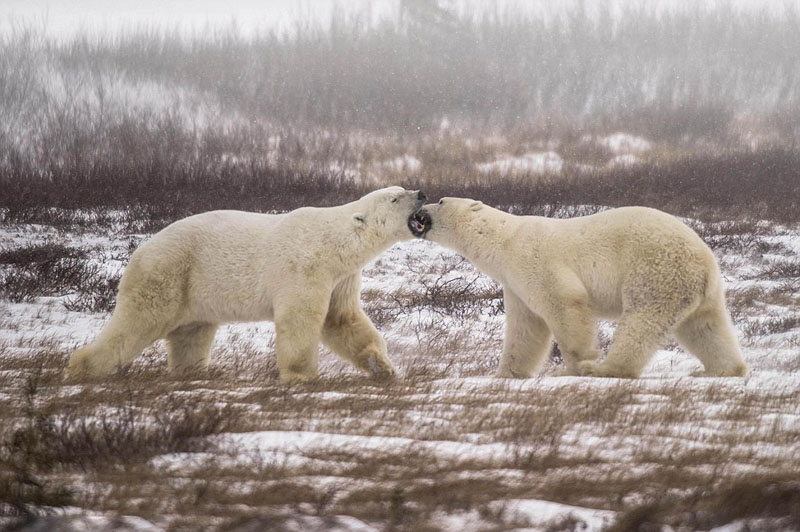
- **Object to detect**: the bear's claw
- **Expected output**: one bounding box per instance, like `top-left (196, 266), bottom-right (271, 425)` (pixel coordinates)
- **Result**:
top-left (576, 360), bottom-right (604, 377)
top-left (366, 356), bottom-right (396, 380)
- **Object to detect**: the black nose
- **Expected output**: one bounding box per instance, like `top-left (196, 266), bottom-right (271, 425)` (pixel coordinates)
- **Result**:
top-left (417, 191), bottom-right (426, 201)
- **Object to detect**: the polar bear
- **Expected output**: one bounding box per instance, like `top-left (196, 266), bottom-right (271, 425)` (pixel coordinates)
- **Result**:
top-left (67, 187), bottom-right (427, 383)
top-left (408, 199), bottom-right (748, 378)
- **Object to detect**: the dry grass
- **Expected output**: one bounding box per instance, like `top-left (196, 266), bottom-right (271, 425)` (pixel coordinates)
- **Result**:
top-left (0, 330), bottom-right (798, 530)
top-left (610, 480), bottom-right (800, 531)
top-left (379, 255), bottom-right (504, 324)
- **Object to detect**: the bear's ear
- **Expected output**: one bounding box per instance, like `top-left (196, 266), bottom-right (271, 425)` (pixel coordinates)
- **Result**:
top-left (469, 201), bottom-right (484, 211)
top-left (352, 213), bottom-right (367, 225)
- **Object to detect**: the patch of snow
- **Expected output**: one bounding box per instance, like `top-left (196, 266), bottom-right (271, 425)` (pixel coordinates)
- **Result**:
top-left (14, 515), bottom-right (163, 532)
top-left (709, 518), bottom-right (799, 532)
top-left (225, 514), bottom-right (378, 532)
top-left (214, 430), bottom-right (515, 464)
top-left (597, 132), bottom-right (652, 154)
top-left (477, 151), bottom-right (563, 175)
top-left (494, 498), bottom-right (616, 531)
top-left (378, 154), bottom-right (422, 173)
top-left (0, 300), bottom-right (108, 356)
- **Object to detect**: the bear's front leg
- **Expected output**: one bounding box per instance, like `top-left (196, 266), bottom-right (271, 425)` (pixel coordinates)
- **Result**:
top-left (323, 274), bottom-right (396, 379)
top-left (322, 310), bottom-right (396, 380)
top-left (274, 293), bottom-right (329, 384)
top-left (541, 279), bottom-right (602, 375)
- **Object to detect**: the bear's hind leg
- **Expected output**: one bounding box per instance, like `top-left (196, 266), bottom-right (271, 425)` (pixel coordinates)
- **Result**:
top-left (66, 343), bottom-right (107, 380)
top-left (496, 289), bottom-right (552, 378)
top-left (675, 302), bottom-right (748, 377)
top-left (66, 305), bottom-right (166, 380)
top-left (166, 323), bottom-right (218, 374)
top-left (577, 311), bottom-right (670, 378)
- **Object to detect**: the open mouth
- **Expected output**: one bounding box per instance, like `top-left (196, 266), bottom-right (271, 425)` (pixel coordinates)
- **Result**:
top-left (408, 209), bottom-right (432, 237)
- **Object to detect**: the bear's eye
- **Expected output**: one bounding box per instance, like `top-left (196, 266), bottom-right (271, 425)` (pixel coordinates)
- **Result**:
top-left (391, 198), bottom-right (398, 203)
top-left (438, 199), bottom-right (444, 205)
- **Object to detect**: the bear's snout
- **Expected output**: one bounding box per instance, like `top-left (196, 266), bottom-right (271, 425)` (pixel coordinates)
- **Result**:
top-left (411, 190), bottom-right (427, 210)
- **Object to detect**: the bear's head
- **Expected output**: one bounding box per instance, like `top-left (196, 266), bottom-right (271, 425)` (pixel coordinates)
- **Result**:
top-left (353, 186), bottom-right (427, 242)
top-left (408, 196), bottom-right (484, 245)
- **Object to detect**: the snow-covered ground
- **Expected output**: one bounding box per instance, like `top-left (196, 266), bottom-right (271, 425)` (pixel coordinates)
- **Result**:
top-left (1, 210), bottom-right (799, 530)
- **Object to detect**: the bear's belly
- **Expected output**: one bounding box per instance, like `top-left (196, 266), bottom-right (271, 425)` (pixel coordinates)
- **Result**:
top-left (187, 286), bottom-right (275, 324)
top-left (587, 294), bottom-right (623, 319)
top-left (180, 261), bottom-right (278, 323)
top-left (192, 300), bottom-right (275, 324)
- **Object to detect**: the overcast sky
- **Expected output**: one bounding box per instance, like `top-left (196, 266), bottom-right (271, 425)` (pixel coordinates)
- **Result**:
top-left (0, 0), bottom-right (397, 36)
top-left (1, 0), bottom-right (789, 38)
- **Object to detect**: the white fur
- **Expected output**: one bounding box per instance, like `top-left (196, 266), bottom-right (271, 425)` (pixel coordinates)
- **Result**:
top-left (420, 199), bottom-right (748, 378)
top-left (66, 187), bottom-right (425, 383)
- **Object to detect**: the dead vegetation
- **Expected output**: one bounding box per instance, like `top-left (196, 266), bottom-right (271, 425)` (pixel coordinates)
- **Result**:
top-left (0, 349), bottom-right (247, 526)
top-left (3, 8), bottom-right (800, 223)
top-left (380, 255), bottom-right (503, 324)
top-left (609, 479), bottom-right (800, 531)
top-left (0, 324), bottom-right (798, 530)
